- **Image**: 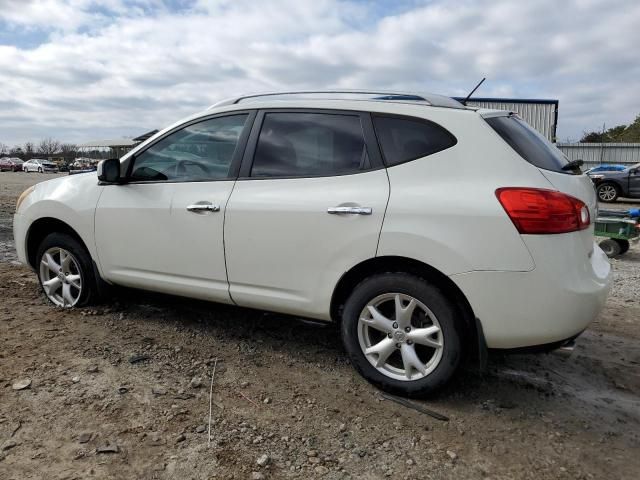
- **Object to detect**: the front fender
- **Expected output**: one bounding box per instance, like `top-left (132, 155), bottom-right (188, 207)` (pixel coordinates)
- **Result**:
top-left (18, 174), bottom-right (103, 266)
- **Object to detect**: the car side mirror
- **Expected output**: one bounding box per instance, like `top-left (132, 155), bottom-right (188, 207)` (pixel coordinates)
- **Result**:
top-left (97, 158), bottom-right (121, 184)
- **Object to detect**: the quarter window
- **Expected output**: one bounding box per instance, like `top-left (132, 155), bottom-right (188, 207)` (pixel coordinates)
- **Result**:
top-left (373, 116), bottom-right (457, 166)
top-left (485, 115), bottom-right (570, 173)
top-left (130, 114), bottom-right (249, 182)
top-left (250, 113), bottom-right (369, 178)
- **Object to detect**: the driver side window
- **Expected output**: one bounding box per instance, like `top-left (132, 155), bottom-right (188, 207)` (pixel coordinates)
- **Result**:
top-left (130, 114), bottom-right (249, 182)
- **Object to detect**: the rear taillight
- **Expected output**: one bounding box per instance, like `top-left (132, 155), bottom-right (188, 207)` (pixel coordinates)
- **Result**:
top-left (496, 187), bottom-right (590, 234)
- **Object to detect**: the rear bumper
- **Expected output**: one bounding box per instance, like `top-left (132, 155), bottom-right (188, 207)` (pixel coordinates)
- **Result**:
top-left (451, 239), bottom-right (611, 349)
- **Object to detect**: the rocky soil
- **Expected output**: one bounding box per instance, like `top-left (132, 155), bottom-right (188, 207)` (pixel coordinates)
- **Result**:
top-left (1, 172), bottom-right (639, 479)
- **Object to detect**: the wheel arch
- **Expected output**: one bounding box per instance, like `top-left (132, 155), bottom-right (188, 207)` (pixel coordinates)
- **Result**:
top-left (330, 255), bottom-right (483, 364)
top-left (26, 217), bottom-right (92, 269)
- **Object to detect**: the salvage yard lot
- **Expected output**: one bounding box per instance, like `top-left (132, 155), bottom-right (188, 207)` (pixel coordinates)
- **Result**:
top-left (1, 172), bottom-right (639, 479)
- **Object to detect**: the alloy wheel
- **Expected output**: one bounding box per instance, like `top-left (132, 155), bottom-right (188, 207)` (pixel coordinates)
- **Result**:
top-left (598, 185), bottom-right (617, 201)
top-left (39, 247), bottom-right (83, 307)
top-left (357, 293), bottom-right (444, 381)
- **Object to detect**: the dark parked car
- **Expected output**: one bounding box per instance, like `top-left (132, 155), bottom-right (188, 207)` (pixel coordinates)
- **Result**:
top-left (0, 157), bottom-right (24, 172)
top-left (589, 162), bottom-right (640, 202)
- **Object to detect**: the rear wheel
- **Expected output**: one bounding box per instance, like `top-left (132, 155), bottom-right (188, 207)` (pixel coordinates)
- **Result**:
top-left (599, 238), bottom-right (621, 258)
top-left (341, 273), bottom-right (461, 397)
top-left (36, 232), bottom-right (98, 307)
top-left (597, 183), bottom-right (619, 202)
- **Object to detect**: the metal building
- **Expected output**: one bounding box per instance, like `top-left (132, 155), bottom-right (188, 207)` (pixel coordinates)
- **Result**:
top-left (77, 139), bottom-right (137, 163)
top-left (556, 143), bottom-right (640, 169)
top-left (454, 97), bottom-right (559, 142)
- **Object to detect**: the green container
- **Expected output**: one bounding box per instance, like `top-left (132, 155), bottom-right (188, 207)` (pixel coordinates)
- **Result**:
top-left (594, 217), bottom-right (639, 241)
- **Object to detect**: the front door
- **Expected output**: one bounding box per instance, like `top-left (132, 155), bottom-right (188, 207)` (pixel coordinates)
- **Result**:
top-left (629, 167), bottom-right (640, 198)
top-left (95, 112), bottom-right (253, 302)
top-left (225, 110), bottom-right (389, 319)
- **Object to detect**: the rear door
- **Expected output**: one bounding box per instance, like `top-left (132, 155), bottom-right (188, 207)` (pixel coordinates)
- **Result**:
top-left (224, 110), bottom-right (389, 319)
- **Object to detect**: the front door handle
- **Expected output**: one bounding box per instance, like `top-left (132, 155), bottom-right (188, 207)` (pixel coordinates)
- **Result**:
top-left (187, 203), bottom-right (220, 213)
top-left (327, 206), bottom-right (372, 215)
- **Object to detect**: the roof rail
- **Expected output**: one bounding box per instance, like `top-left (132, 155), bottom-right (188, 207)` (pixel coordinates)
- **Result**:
top-left (209, 90), bottom-right (465, 109)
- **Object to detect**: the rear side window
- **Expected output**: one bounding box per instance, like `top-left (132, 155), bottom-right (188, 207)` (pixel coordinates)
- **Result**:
top-left (485, 115), bottom-right (569, 173)
top-left (251, 113), bottom-right (369, 177)
top-left (373, 115), bottom-right (457, 166)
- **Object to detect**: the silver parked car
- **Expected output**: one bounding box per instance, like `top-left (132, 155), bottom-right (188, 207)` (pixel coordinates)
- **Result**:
top-left (22, 159), bottom-right (59, 173)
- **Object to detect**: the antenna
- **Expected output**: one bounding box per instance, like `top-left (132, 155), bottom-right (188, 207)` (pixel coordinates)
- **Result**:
top-left (461, 77), bottom-right (486, 105)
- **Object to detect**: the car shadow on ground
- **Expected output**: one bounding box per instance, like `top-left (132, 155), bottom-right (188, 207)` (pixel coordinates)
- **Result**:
top-left (107, 285), bottom-right (640, 431)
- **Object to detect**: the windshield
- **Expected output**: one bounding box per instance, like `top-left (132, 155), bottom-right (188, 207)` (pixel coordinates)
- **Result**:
top-left (485, 114), bottom-right (571, 174)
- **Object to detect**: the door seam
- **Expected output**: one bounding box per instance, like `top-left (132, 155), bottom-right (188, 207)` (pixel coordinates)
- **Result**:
top-left (223, 179), bottom-right (238, 305)
top-left (375, 168), bottom-right (391, 256)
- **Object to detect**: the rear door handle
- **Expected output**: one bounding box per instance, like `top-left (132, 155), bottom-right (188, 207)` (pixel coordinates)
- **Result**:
top-left (187, 202), bottom-right (220, 213)
top-left (327, 206), bottom-right (372, 215)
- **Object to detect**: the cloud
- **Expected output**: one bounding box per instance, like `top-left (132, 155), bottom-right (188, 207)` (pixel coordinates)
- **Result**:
top-left (0, 0), bottom-right (638, 145)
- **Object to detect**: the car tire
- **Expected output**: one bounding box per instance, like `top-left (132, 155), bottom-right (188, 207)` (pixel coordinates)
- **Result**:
top-left (596, 182), bottom-right (620, 202)
top-left (38, 167), bottom-right (43, 173)
top-left (599, 238), bottom-right (621, 258)
top-left (36, 232), bottom-right (99, 307)
top-left (614, 239), bottom-right (630, 255)
top-left (341, 272), bottom-right (461, 397)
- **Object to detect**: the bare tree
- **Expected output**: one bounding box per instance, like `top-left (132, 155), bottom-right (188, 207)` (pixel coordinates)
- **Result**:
top-left (37, 137), bottom-right (61, 157)
top-left (23, 142), bottom-right (35, 160)
top-left (0, 142), bottom-right (8, 157)
top-left (60, 143), bottom-right (77, 163)
top-left (10, 146), bottom-right (24, 159)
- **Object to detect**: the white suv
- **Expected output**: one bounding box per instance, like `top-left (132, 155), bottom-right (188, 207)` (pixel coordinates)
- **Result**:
top-left (13, 90), bottom-right (611, 396)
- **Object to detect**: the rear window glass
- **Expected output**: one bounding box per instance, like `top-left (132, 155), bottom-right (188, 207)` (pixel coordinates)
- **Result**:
top-left (373, 116), bottom-right (457, 166)
top-left (485, 115), bottom-right (570, 173)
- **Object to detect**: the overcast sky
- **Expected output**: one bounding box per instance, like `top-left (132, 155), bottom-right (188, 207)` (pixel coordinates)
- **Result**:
top-left (0, 0), bottom-right (638, 146)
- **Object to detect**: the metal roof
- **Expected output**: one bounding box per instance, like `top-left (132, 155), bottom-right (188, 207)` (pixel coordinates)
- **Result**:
top-left (132, 129), bottom-right (159, 143)
top-left (210, 90), bottom-right (466, 109)
top-left (77, 139), bottom-right (137, 148)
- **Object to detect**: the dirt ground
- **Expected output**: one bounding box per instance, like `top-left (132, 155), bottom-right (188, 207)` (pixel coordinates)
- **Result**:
top-left (1, 172), bottom-right (639, 480)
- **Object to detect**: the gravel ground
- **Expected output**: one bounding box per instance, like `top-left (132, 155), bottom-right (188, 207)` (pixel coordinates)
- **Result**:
top-left (1, 171), bottom-right (639, 479)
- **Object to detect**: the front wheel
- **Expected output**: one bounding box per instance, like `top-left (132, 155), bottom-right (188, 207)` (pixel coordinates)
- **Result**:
top-left (341, 273), bottom-right (461, 397)
top-left (597, 183), bottom-right (619, 202)
top-left (36, 232), bottom-right (98, 307)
